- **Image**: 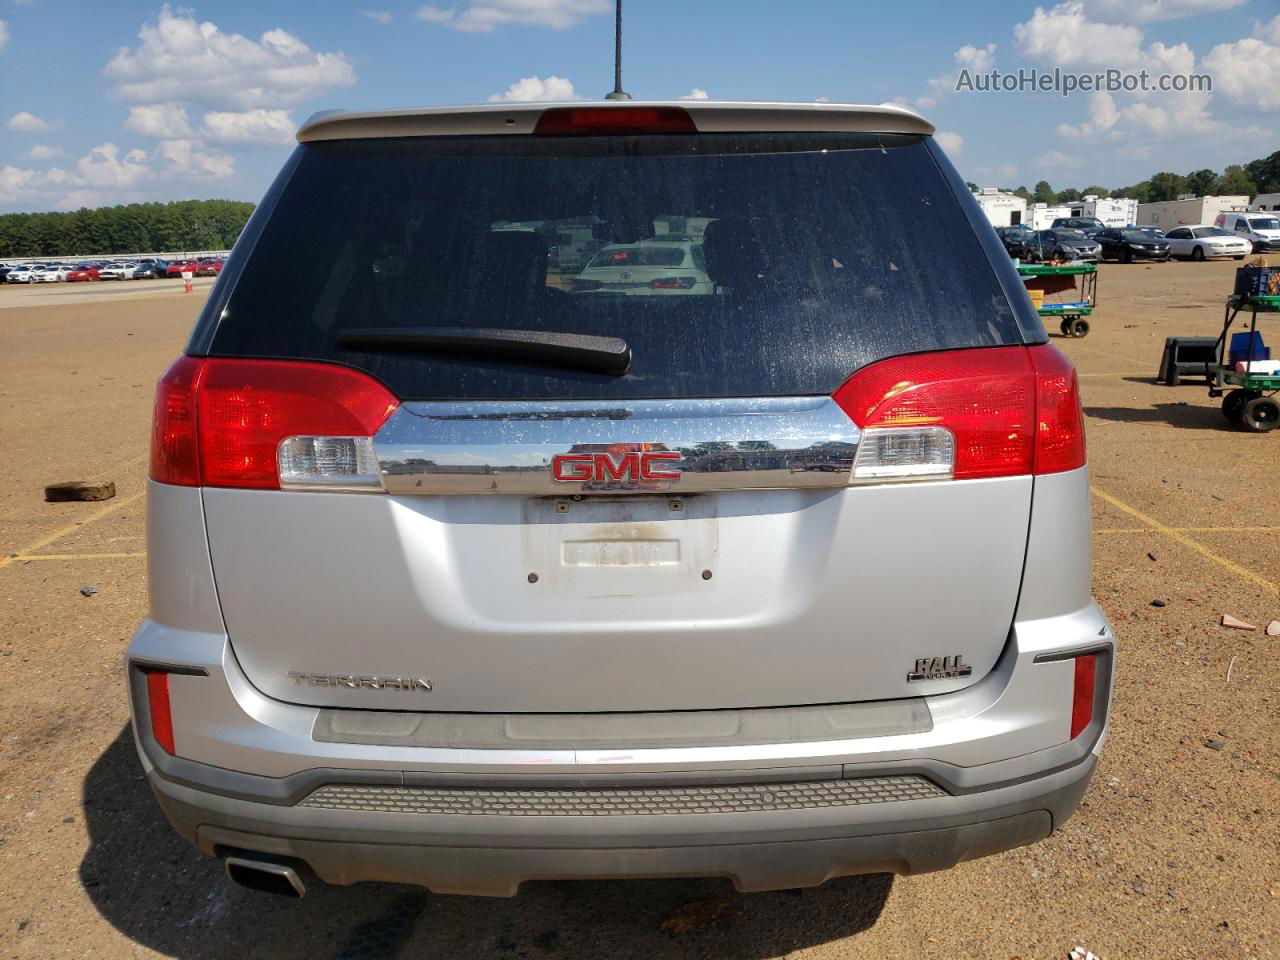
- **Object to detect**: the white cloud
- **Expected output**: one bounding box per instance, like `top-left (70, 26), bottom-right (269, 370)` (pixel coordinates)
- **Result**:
top-left (202, 109), bottom-right (295, 144)
top-left (27, 144), bottom-right (65, 161)
top-left (7, 111), bottom-right (51, 132)
top-left (125, 103), bottom-right (194, 138)
top-left (1037, 149), bottom-right (1083, 168)
top-left (75, 143), bottom-right (152, 189)
top-left (416, 0), bottom-right (610, 31)
top-left (1203, 23), bottom-right (1280, 111)
top-left (1258, 14), bottom-right (1280, 46)
top-left (0, 19), bottom-right (9, 53)
top-left (976, 163), bottom-right (1019, 183)
top-left (1, 137), bottom-right (236, 209)
top-left (934, 131), bottom-right (964, 154)
top-left (814, 95), bottom-right (831, 103)
top-left (1079, 0), bottom-right (1244, 23)
top-left (680, 88), bottom-right (710, 101)
top-left (105, 4), bottom-right (356, 109)
top-left (155, 139), bottom-right (235, 178)
top-left (926, 42), bottom-right (996, 104)
top-left (486, 74), bottom-right (576, 102)
top-left (1056, 90), bottom-right (1121, 137)
top-left (1014, 3), bottom-right (1145, 66)
top-left (363, 10), bottom-right (393, 23)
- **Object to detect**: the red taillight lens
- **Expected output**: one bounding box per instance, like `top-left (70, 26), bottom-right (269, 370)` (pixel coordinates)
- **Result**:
top-left (150, 356), bottom-right (205, 486)
top-left (1070, 653), bottom-right (1097, 739)
top-left (149, 358), bottom-right (398, 490)
top-left (1029, 344), bottom-right (1086, 474)
top-left (146, 671), bottom-right (175, 755)
top-left (834, 347), bottom-right (1035, 479)
top-left (832, 345), bottom-right (1086, 480)
top-left (534, 106), bottom-right (697, 135)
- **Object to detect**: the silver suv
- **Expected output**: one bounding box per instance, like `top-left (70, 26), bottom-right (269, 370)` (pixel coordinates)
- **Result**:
top-left (128, 101), bottom-right (1114, 899)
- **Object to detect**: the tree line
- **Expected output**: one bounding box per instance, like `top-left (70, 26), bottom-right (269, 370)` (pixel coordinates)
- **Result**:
top-left (972, 149), bottom-right (1280, 207)
top-left (0, 199), bottom-right (255, 259)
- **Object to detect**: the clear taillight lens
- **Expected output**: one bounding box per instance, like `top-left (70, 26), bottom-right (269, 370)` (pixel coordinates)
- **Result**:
top-left (277, 436), bottom-right (382, 491)
top-left (852, 426), bottom-right (955, 481)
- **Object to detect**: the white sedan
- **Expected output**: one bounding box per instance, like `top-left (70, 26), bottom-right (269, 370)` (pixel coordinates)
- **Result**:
top-left (1163, 226), bottom-right (1251, 261)
top-left (34, 264), bottom-right (74, 282)
top-left (572, 240), bottom-right (714, 296)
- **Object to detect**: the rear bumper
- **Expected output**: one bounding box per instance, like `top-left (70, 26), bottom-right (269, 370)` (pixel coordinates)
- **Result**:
top-left (143, 748), bottom-right (1095, 896)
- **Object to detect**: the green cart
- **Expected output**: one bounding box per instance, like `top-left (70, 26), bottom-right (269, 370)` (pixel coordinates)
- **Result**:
top-left (1016, 262), bottom-right (1098, 339)
top-left (1207, 293), bottom-right (1280, 433)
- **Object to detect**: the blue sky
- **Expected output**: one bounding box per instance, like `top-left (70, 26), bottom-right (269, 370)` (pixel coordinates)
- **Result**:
top-left (1, 0), bottom-right (1278, 212)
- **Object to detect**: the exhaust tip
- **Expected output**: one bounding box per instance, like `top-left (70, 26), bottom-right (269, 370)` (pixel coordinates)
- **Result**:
top-left (224, 856), bottom-right (306, 898)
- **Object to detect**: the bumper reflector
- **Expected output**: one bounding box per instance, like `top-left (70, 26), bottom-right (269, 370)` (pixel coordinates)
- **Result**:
top-left (1070, 654), bottom-right (1097, 740)
top-left (146, 671), bottom-right (175, 755)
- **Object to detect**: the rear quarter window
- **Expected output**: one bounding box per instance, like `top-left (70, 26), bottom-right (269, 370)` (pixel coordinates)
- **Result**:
top-left (196, 132), bottom-right (1032, 401)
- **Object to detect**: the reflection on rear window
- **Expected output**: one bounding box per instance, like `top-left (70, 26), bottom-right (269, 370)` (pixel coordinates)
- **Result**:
top-left (204, 133), bottom-right (1024, 401)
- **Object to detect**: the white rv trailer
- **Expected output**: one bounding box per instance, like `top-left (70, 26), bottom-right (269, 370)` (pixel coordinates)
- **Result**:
top-left (1136, 195), bottom-right (1249, 231)
top-left (1067, 196), bottom-right (1138, 227)
top-left (972, 187), bottom-right (1028, 228)
top-left (1250, 193), bottom-right (1280, 212)
top-left (1029, 203), bottom-right (1073, 230)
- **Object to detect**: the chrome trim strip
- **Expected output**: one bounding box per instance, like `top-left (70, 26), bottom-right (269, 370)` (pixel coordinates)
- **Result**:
top-left (373, 396), bottom-right (860, 496)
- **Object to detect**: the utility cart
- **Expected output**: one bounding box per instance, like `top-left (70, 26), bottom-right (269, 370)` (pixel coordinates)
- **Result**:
top-left (1016, 262), bottom-right (1098, 338)
top-left (1207, 293), bottom-right (1280, 433)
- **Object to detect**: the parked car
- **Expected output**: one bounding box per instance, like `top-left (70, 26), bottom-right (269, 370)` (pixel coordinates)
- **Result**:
top-left (1050, 216), bottom-right (1106, 237)
top-left (134, 258), bottom-right (169, 279)
top-left (65, 264), bottom-right (100, 282)
top-left (995, 224), bottom-right (1037, 259)
top-left (34, 264), bottom-right (74, 282)
top-left (97, 261), bottom-right (139, 280)
top-left (130, 100), bottom-right (1111, 900)
top-left (572, 239), bottom-right (712, 295)
top-left (4, 264), bottom-right (36, 283)
top-left (1214, 211), bottom-right (1280, 253)
top-left (1027, 228), bottom-right (1101, 262)
top-left (1094, 228), bottom-right (1171, 262)
top-left (1163, 226), bottom-right (1250, 261)
top-left (165, 259), bottom-right (198, 278)
top-left (192, 257), bottom-right (224, 277)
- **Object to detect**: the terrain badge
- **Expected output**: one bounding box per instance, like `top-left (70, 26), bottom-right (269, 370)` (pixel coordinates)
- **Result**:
top-left (907, 655), bottom-right (973, 682)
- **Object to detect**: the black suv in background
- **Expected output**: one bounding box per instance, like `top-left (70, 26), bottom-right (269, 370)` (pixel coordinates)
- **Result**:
top-left (1051, 217), bottom-right (1106, 237)
top-left (1094, 228), bottom-right (1171, 262)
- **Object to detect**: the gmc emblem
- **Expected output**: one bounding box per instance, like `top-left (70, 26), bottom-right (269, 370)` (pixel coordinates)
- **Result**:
top-left (551, 450), bottom-right (681, 483)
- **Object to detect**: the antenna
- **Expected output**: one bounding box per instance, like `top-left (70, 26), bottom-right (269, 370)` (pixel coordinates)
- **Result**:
top-left (604, 0), bottom-right (631, 100)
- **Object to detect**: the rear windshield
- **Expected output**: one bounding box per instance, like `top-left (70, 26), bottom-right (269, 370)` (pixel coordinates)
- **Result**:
top-left (201, 133), bottom-right (1023, 401)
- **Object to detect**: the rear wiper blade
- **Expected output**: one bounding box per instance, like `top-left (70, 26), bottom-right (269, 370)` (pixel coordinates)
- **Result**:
top-left (338, 327), bottom-right (631, 375)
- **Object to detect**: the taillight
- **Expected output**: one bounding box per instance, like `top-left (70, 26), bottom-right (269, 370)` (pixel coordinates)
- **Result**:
top-left (534, 106), bottom-right (697, 135)
top-left (1070, 653), bottom-right (1097, 739)
top-left (1028, 344), bottom-right (1087, 474)
top-left (146, 671), bottom-right (175, 755)
top-left (832, 345), bottom-right (1085, 482)
top-left (150, 356), bottom-right (204, 486)
top-left (149, 358), bottom-right (398, 490)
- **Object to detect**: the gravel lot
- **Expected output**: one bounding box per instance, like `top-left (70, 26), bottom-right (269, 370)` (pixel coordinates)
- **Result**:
top-left (0, 260), bottom-right (1276, 959)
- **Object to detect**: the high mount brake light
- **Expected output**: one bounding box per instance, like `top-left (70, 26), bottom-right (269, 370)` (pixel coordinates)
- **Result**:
top-left (534, 106), bottom-right (697, 135)
top-left (832, 345), bottom-right (1085, 481)
top-left (149, 357), bottom-right (398, 490)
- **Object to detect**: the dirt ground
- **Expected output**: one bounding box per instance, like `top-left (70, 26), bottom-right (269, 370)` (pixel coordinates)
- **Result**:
top-left (0, 260), bottom-right (1276, 960)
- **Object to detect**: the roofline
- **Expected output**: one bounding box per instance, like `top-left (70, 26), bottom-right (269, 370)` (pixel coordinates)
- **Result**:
top-left (296, 101), bottom-right (934, 143)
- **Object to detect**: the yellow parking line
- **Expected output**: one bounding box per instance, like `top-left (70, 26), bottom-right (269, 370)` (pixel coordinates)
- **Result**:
top-left (0, 491), bottom-right (145, 572)
top-left (1091, 486), bottom-right (1278, 594)
top-left (14, 552), bottom-right (146, 561)
top-left (1096, 525), bottom-right (1280, 534)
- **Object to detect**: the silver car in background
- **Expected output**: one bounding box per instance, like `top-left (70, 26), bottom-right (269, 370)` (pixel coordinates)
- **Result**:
top-left (128, 101), bottom-right (1114, 899)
